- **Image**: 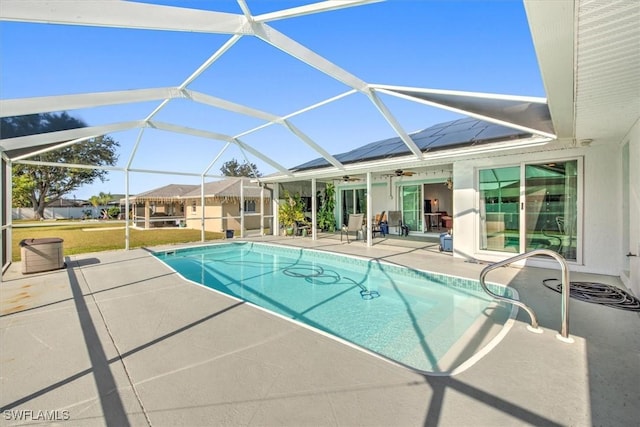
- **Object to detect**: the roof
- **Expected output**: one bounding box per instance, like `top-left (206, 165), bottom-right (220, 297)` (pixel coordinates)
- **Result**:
top-left (129, 184), bottom-right (199, 202)
top-left (127, 178), bottom-right (267, 202)
top-left (183, 177), bottom-right (267, 199)
top-left (292, 117), bottom-right (532, 172)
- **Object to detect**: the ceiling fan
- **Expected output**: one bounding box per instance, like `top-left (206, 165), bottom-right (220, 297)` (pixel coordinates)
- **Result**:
top-left (342, 175), bottom-right (360, 182)
top-left (394, 169), bottom-right (415, 177)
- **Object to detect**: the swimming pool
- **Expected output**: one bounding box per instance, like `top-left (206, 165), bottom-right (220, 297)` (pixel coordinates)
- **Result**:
top-left (154, 242), bottom-right (517, 374)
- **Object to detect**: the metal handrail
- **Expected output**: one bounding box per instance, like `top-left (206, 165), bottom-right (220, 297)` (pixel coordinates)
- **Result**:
top-left (479, 249), bottom-right (572, 342)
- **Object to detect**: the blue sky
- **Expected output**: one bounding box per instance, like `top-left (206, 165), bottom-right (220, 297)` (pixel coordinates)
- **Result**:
top-left (0, 0), bottom-right (544, 199)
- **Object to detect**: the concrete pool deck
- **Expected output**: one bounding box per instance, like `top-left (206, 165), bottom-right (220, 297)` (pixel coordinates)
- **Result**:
top-left (1, 234), bottom-right (639, 426)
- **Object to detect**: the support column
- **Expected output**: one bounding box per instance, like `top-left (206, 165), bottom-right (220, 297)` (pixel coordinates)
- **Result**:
top-left (0, 155), bottom-right (10, 279)
top-left (272, 184), bottom-right (279, 236)
top-left (200, 175), bottom-right (205, 242)
top-left (144, 200), bottom-right (150, 229)
top-left (260, 184), bottom-right (264, 236)
top-left (366, 171), bottom-right (372, 247)
top-left (240, 180), bottom-right (245, 238)
top-left (124, 170), bottom-right (130, 250)
top-left (311, 178), bottom-right (317, 240)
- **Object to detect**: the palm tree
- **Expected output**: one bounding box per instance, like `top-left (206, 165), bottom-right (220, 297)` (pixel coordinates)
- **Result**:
top-left (88, 195), bottom-right (101, 219)
top-left (92, 192), bottom-right (113, 219)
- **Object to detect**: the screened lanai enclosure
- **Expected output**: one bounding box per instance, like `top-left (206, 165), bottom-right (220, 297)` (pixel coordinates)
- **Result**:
top-left (3, 0), bottom-right (637, 291)
top-left (0, 0), bottom-right (561, 272)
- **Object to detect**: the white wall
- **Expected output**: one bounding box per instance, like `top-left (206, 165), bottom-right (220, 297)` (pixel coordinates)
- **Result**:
top-left (625, 119), bottom-right (640, 295)
top-left (370, 182), bottom-right (391, 217)
top-left (582, 143), bottom-right (621, 275)
top-left (12, 206), bottom-right (100, 220)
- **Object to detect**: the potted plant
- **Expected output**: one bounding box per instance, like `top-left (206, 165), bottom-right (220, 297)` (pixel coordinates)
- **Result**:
top-left (279, 191), bottom-right (305, 236)
top-left (317, 183), bottom-right (336, 232)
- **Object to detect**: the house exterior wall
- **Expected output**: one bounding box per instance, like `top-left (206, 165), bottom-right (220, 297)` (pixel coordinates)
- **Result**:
top-left (324, 140), bottom-right (631, 280)
top-left (624, 119), bottom-right (640, 296)
top-left (371, 183), bottom-right (389, 218)
top-left (185, 199), bottom-right (270, 233)
top-left (453, 142), bottom-right (623, 276)
top-left (185, 202), bottom-right (224, 232)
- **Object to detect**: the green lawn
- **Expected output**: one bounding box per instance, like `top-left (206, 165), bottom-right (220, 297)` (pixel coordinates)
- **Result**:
top-left (11, 221), bottom-right (223, 261)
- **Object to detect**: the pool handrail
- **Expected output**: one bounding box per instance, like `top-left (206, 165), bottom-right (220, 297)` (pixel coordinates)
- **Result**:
top-left (479, 249), bottom-right (573, 343)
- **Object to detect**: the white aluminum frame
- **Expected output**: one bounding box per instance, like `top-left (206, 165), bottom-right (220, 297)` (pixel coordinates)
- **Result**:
top-left (0, 0), bottom-right (556, 262)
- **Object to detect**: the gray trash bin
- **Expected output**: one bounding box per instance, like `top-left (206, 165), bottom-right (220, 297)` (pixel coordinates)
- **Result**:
top-left (20, 238), bottom-right (65, 274)
top-left (439, 233), bottom-right (453, 252)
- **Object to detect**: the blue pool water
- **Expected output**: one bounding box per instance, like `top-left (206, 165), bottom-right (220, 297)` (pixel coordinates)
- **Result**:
top-left (154, 242), bottom-right (515, 373)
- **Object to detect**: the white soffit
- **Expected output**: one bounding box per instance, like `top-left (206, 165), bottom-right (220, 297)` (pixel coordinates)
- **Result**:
top-left (524, 0), bottom-right (575, 140)
top-left (573, 0), bottom-right (640, 143)
top-left (525, 0), bottom-right (640, 143)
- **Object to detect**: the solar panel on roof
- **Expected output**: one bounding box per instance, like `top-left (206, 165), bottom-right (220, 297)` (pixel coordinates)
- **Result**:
top-left (432, 119), bottom-right (477, 136)
top-left (474, 124), bottom-right (528, 142)
top-left (290, 117), bottom-right (529, 171)
top-left (424, 128), bottom-right (483, 150)
top-left (378, 140), bottom-right (412, 156)
top-left (413, 135), bottom-right (441, 150)
top-left (338, 137), bottom-right (398, 161)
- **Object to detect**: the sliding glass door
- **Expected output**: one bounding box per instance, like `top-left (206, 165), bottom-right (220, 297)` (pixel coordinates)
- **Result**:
top-left (479, 160), bottom-right (579, 261)
top-left (401, 185), bottom-right (422, 233)
top-left (479, 167), bottom-right (520, 252)
top-left (341, 188), bottom-right (367, 226)
top-left (525, 161), bottom-right (578, 260)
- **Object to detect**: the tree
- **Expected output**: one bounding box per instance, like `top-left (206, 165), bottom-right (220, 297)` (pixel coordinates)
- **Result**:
top-left (88, 195), bottom-right (104, 219)
top-left (2, 112), bottom-right (120, 219)
top-left (91, 192), bottom-right (113, 219)
top-left (11, 174), bottom-right (36, 208)
top-left (220, 158), bottom-right (262, 178)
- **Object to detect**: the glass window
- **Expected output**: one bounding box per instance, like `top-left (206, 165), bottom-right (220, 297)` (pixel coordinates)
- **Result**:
top-left (341, 188), bottom-right (367, 225)
top-left (479, 166), bottom-right (520, 253)
top-left (525, 161), bottom-right (578, 261)
top-left (479, 160), bottom-right (579, 261)
top-left (244, 200), bottom-right (256, 212)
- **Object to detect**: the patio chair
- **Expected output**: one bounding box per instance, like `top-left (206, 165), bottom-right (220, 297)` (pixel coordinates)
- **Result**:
top-left (341, 213), bottom-right (364, 243)
top-left (387, 211), bottom-right (402, 235)
top-left (371, 211), bottom-right (387, 237)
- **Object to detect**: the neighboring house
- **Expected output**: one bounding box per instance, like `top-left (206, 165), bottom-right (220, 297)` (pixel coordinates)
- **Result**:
top-left (47, 198), bottom-right (85, 207)
top-left (125, 178), bottom-right (272, 233)
top-left (182, 177), bottom-right (272, 233)
top-left (126, 184), bottom-right (198, 228)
